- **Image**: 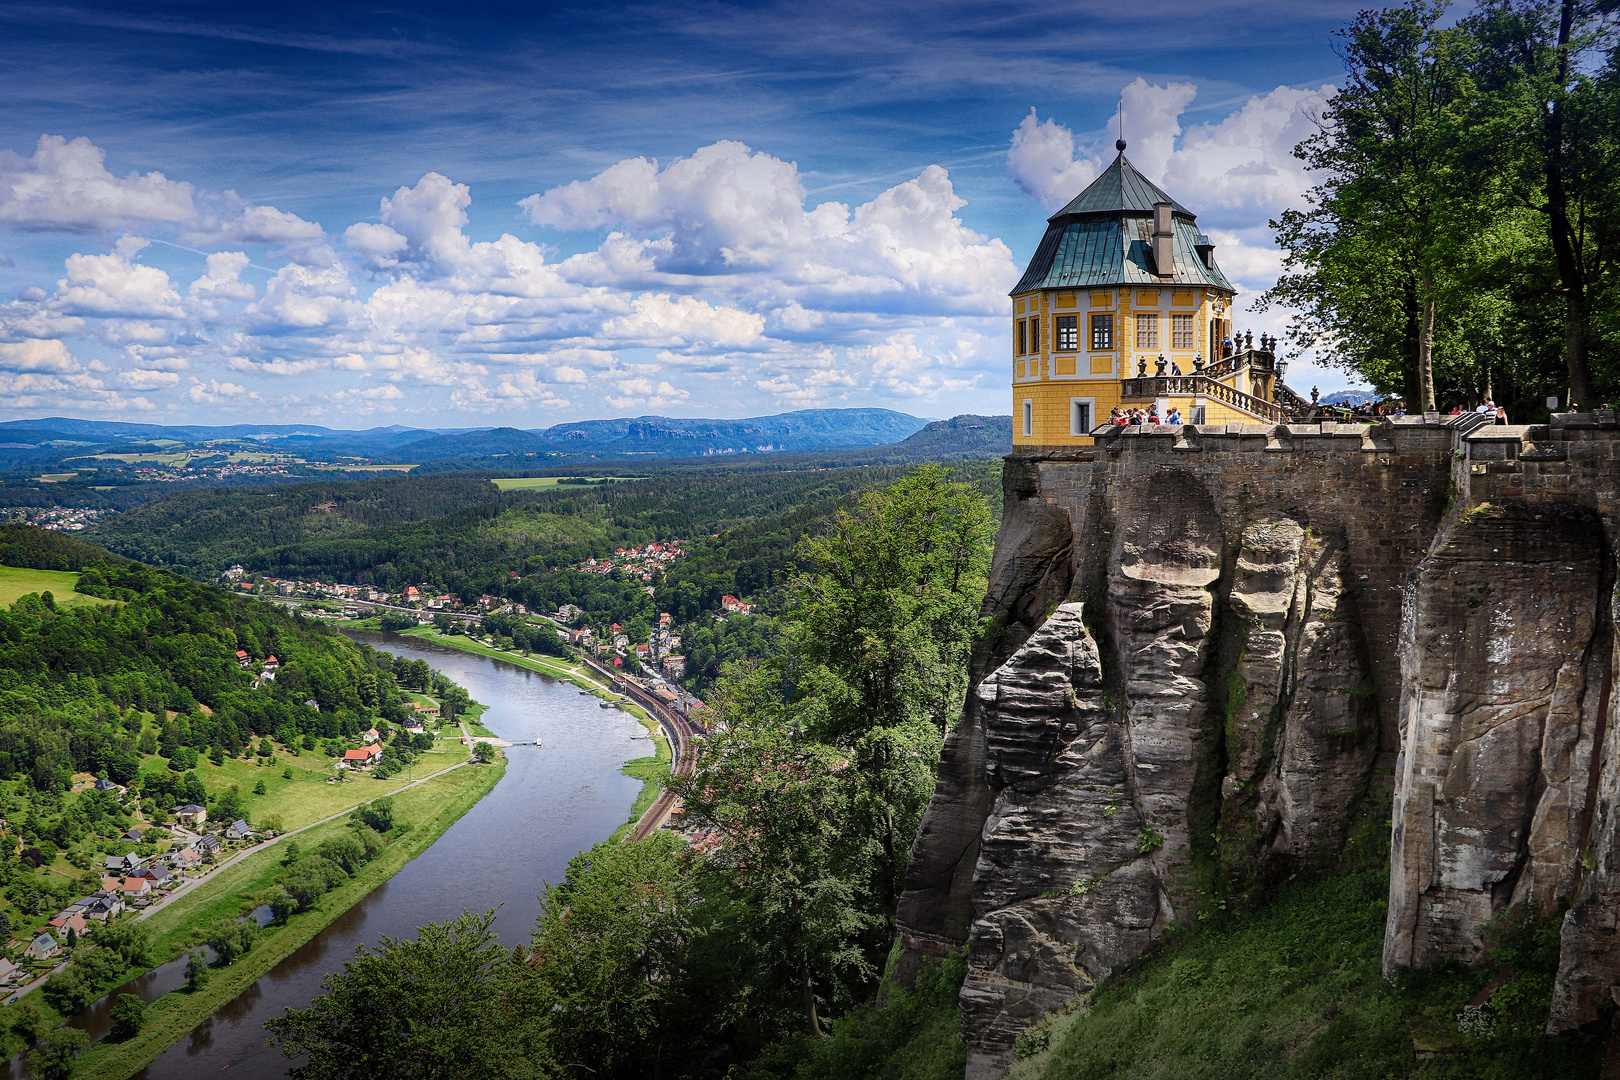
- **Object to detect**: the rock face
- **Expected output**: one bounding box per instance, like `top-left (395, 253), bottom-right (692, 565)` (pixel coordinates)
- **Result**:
top-left (1219, 521), bottom-right (1379, 896)
top-left (896, 415), bottom-right (1620, 1076)
top-left (1384, 503), bottom-right (1607, 971)
top-left (957, 483), bottom-right (1389, 1075)
top-left (895, 457), bottom-right (1077, 982)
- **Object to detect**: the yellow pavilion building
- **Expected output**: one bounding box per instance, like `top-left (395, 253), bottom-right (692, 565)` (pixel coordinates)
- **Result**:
top-left (1010, 140), bottom-right (1295, 447)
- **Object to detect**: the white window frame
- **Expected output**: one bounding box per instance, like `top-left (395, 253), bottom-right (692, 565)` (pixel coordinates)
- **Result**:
top-left (1135, 312), bottom-right (1159, 350)
top-left (1172, 313), bottom-right (1195, 350)
top-left (1069, 397), bottom-right (1096, 437)
top-left (1022, 399), bottom-right (1033, 438)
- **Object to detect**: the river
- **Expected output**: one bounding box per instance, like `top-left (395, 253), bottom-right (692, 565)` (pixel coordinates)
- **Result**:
top-left (78, 631), bottom-right (647, 1079)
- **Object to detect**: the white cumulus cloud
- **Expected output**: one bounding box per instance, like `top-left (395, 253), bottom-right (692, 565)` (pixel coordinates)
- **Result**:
top-left (0, 135), bottom-right (194, 232)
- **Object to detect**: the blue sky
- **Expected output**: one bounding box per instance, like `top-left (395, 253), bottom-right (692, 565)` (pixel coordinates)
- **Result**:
top-left (0, 0), bottom-right (1365, 428)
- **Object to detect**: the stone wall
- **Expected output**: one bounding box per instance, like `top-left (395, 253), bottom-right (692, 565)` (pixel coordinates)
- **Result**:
top-left (895, 412), bottom-right (1620, 1078)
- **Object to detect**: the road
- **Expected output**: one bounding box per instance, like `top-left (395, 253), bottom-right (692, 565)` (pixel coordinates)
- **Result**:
top-left (5, 755), bottom-right (474, 1004)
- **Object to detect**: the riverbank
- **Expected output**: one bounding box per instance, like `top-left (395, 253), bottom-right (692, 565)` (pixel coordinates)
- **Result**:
top-left (365, 626), bottom-right (674, 832)
top-left (58, 756), bottom-right (504, 1080)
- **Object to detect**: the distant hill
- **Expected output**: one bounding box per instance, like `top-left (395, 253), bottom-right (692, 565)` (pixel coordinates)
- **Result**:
top-left (391, 427), bottom-right (548, 461)
top-left (0, 417), bottom-right (441, 450)
top-left (391, 408), bottom-right (931, 463)
top-left (884, 414), bottom-right (1010, 457)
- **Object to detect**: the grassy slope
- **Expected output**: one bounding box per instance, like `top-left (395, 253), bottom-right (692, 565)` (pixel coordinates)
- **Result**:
top-left (67, 756), bottom-right (504, 1080)
top-left (1005, 870), bottom-right (1603, 1080)
top-left (0, 565), bottom-right (116, 610)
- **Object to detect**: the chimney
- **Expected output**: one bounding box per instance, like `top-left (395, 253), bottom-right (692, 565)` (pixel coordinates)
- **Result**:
top-left (1152, 201), bottom-right (1175, 279)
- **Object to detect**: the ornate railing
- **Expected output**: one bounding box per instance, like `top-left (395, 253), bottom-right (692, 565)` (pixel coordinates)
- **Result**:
top-left (1274, 381), bottom-right (1310, 413)
top-left (1198, 347), bottom-right (1274, 382)
top-left (1119, 374), bottom-right (1283, 423)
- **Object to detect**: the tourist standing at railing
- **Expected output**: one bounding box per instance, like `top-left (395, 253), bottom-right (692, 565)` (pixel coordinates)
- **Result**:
top-left (1166, 407), bottom-right (1183, 426)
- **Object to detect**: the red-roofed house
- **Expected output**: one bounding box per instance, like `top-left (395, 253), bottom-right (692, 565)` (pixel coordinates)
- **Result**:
top-left (342, 744), bottom-right (385, 770)
top-left (235, 650), bottom-right (251, 667)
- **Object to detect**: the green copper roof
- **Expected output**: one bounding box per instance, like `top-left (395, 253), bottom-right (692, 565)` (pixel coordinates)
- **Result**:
top-left (1049, 153), bottom-right (1190, 220)
top-left (1012, 151), bottom-right (1233, 294)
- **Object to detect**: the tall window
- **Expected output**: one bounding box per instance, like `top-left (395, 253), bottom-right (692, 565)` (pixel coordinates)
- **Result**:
top-left (1172, 314), bottom-right (1194, 350)
top-left (1016, 320), bottom-right (1027, 356)
top-left (1135, 313), bottom-right (1159, 349)
top-left (1022, 400), bottom-right (1033, 438)
top-left (1027, 317), bottom-right (1040, 353)
top-left (1070, 399), bottom-right (1093, 436)
top-left (1055, 315), bottom-right (1078, 351)
top-left (1090, 313), bottom-right (1114, 350)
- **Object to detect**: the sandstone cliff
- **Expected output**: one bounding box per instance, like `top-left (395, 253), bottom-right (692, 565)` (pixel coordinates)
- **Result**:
top-left (897, 412), bottom-right (1620, 1077)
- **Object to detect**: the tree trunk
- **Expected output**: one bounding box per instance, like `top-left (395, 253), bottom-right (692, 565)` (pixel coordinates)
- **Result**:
top-left (1417, 287), bottom-right (1437, 413)
top-left (802, 958), bottom-right (823, 1038)
top-left (1402, 278), bottom-right (1422, 407)
top-left (1545, 0), bottom-right (1597, 405)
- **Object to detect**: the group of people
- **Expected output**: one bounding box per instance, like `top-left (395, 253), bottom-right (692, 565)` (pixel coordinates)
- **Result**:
top-left (1446, 401), bottom-right (1509, 424)
top-left (1108, 406), bottom-right (1184, 427)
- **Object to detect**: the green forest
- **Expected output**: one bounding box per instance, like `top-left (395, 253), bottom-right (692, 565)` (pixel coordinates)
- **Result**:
top-left (1260, 0), bottom-right (1620, 416)
top-left (0, 527), bottom-right (456, 919)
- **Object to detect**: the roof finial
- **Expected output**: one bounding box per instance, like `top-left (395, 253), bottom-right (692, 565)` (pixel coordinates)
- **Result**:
top-left (1117, 100), bottom-right (1126, 153)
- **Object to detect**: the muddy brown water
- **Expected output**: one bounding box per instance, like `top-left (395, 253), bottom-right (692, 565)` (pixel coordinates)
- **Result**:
top-left (10, 632), bottom-right (646, 1079)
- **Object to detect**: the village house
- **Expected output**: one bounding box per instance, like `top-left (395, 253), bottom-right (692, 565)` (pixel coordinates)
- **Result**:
top-left (132, 865), bottom-right (172, 884)
top-left (121, 828), bottom-right (143, 843)
top-left (48, 913), bottom-right (88, 937)
top-left (401, 717), bottom-right (426, 735)
top-left (342, 744), bottom-right (385, 770)
top-left (662, 655), bottom-right (686, 679)
top-left (402, 586), bottom-right (421, 603)
top-left (170, 848), bottom-right (202, 870)
top-left (176, 803), bottom-right (207, 826)
top-left (263, 655), bottom-right (279, 670)
top-left (104, 852), bottom-right (143, 874)
top-left (235, 650), bottom-right (252, 667)
top-left (26, 933), bottom-right (58, 960)
top-left (195, 835), bottom-right (221, 857)
top-left (720, 595), bottom-right (754, 613)
top-left (0, 957), bottom-right (20, 983)
top-left (119, 877), bottom-right (152, 897)
top-left (226, 820), bottom-right (254, 841)
top-left (362, 727), bottom-right (381, 744)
